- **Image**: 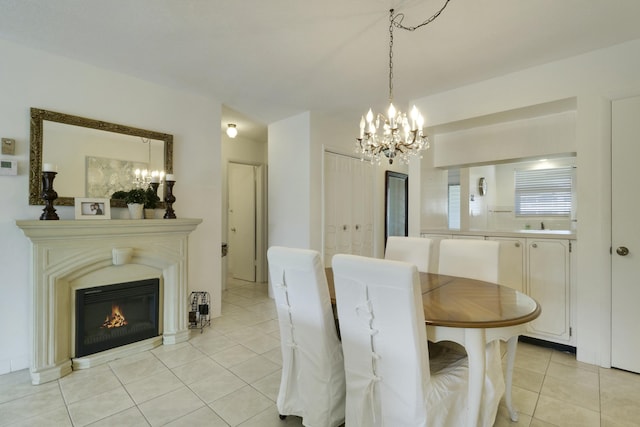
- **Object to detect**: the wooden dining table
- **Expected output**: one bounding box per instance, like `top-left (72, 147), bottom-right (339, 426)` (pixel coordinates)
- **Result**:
top-left (325, 268), bottom-right (541, 427)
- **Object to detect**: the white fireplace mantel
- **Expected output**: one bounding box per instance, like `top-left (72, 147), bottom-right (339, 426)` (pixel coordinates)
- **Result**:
top-left (16, 218), bottom-right (202, 385)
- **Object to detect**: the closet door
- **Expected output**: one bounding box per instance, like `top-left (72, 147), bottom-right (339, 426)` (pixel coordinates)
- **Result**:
top-left (612, 96), bottom-right (640, 373)
top-left (324, 152), bottom-right (373, 266)
top-left (351, 159), bottom-right (373, 256)
top-left (323, 154), bottom-right (339, 266)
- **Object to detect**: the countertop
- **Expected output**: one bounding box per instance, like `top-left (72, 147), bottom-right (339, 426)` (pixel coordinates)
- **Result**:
top-left (421, 228), bottom-right (577, 239)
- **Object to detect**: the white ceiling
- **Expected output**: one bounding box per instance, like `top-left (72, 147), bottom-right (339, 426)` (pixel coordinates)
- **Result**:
top-left (1, 0), bottom-right (640, 142)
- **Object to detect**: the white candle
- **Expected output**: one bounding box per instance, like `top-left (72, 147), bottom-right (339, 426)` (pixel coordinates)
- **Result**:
top-left (165, 174), bottom-right (175, 181)
top-left (42, 163), bottom-right (56, 172)
top-left (150, 176), bottom-right (160, 183)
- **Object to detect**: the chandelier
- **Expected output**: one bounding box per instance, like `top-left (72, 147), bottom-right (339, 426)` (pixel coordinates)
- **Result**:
top-left (133, 137), bottom-right (165, 189)
top-left (356, 1), bottom-right (451, 165)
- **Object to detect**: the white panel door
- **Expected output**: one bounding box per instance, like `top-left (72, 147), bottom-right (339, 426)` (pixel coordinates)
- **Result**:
top-left (612, 96), bottom-right (640, 373)
top-left (323, 153), bottom-right (339, 266)
top-left (335, 155), bottom-right (353, 256)
top-left (228, 163), bottom-right (256, 282)
top-left (351, 159), bottom-right (373, 256)
top-left (323, 152), bottom-right (374, 265)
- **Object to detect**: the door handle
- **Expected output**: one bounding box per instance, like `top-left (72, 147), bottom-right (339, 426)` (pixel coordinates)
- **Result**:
top-left (616, 246), bottom-right (629, 256)
top-left (231, 227), bottom-right (236, 232)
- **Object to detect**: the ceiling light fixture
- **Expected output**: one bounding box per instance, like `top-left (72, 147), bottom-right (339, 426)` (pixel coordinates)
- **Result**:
top-left (356, 1), bottom-right (451, 164)
top-left (226, 123), bottom-right (238, 138)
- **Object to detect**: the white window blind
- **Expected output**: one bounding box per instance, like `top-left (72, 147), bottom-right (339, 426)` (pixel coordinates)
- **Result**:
top-left (515, 167), bottom-right (573, 216)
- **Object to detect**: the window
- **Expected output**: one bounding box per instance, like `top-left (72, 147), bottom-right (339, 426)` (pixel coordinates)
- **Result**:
top-left (448, 184), bottom-right (461, 229)
top-left (515, 167), bottom-right (573, 216)
top-left (447, 168), bottom-right (461, 229)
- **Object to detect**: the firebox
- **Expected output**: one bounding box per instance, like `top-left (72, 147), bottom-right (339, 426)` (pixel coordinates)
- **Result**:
top-left (75, 278), bottom-right (160, 357)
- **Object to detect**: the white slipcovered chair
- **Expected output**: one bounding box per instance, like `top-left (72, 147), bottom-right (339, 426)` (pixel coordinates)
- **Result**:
top-left (332, 254), bottom-right (504, 427)
top-left (438, 239), bottom-right (500, 283)
top-left (267, 246), bottom-right (345, 427)
top-left (384, 236), bottom-right (432, 272)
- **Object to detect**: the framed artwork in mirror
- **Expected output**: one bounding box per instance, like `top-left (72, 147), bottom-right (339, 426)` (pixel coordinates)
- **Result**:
top-left (385, 170), bottom-right (408, 245)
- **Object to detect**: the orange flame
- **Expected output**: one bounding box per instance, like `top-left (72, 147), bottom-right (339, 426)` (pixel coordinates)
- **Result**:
top-left (101, 304), bottom-right (128, 328)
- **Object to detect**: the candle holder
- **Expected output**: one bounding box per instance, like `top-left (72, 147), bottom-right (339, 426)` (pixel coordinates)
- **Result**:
top-left (150, 181), bottom-right (160, 198)
top-left (163, 180), bottom-right (176, 219)
top-left (40, 171), bottom-right (59, 220)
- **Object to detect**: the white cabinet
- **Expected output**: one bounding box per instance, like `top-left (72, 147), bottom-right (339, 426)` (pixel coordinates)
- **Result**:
top-left (324, 152), bottom-right (374, 267)
top-left (526, 239), bottom-right (572, 344)
top-left (423, 231), bottom-right (575, 345)
top-left (487, 237), bottom-right (526, 293)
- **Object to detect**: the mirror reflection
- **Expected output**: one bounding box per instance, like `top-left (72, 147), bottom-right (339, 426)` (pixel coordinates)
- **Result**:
top-left (29, 108), bottom-right (173, 207)
top-left (385, 171), bottom-right (408, 244)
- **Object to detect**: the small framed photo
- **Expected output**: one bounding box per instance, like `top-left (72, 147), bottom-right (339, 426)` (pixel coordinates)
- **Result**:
top-left (75, 198), bottom-right (111, 220)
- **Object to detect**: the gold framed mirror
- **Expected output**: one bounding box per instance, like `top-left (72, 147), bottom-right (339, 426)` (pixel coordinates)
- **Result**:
top-left (29, 108), bottom-right (173, 207)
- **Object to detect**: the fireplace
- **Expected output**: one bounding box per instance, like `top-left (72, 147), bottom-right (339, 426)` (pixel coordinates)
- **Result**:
top-left (75, 279), bottom-right (160, 357)
top-left (16, 218), bottom-right (202, 385)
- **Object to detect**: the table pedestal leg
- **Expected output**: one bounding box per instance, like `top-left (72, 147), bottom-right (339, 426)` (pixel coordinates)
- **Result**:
top-left (505, 335), bottom-right (519, 422)
top-left (465, 329), bottom-right (485, 427)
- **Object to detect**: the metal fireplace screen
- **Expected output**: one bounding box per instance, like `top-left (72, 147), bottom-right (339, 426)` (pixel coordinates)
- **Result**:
top-left (75, 278), bottom-right (160, 357)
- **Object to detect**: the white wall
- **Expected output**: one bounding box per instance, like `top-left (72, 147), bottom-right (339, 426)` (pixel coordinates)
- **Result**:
top-left (268, 112), bottom-right (312, 249)
top-left (412, 38), bottom-right (640, 367)
top-left (0, 39), bottom-right (221, 374)
top-left (433, 111), bottom-right (577, 168)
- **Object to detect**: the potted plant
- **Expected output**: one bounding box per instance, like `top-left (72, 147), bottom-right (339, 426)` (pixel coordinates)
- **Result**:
top-left (123, 188), bottom-right (146, 219)
top-left (143, 187), bottom-right (160, 218)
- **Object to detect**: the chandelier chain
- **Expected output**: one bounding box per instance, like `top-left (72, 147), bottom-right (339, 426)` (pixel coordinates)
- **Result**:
top-left (388, 10), bottom-right (394, 103)
top-left (387, 0), bottom-right (451, 102)
top-left (391, 0), bottom-right (451, 32)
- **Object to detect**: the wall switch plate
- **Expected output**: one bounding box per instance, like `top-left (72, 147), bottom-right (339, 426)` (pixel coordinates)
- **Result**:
top-left (1, 138), bottom-right (15, 155)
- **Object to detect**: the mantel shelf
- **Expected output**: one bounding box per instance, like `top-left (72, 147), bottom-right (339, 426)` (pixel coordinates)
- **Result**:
top-left (16, 218), bottom-right (202, 239)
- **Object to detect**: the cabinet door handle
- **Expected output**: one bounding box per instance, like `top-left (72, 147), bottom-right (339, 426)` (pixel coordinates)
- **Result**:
top-left (531, 243), bottom-right (537, 248)
top-left (617, 246), bottom-right (630, 256)
top-left (342, 225), bottom-right (348, 231)
top-left (355, 224), bottom-right (360, 230)
top-left (515, 242), bottom-right (520, 248)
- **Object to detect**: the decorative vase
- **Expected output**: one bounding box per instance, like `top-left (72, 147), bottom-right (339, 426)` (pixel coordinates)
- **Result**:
top-left (127, 203), bottom-right (144, 220)
top-left (144, 208), bottom-right (155, 219)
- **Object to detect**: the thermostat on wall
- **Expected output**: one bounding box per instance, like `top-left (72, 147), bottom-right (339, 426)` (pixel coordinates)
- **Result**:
top-left (0, 159), bottom-right (17, 175)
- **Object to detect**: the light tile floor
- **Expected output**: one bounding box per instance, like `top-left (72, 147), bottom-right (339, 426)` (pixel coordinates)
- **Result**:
top-left (2, 277), bottom-right (639, 426)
